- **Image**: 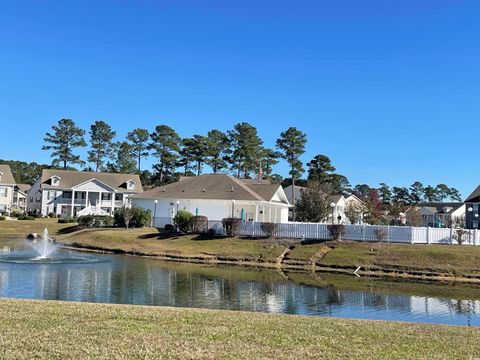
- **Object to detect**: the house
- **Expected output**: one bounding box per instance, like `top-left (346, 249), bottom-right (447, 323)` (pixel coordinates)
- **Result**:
top-left (465, 186), bottom-right (480, 229)
top-left (0, 164), bottom-right (16, 214)
top-left (27, 169), bottom-right (143, 217)
top-left (131, 174), bottom-right (290, 226)
top-left (283, 184), bottom-right (348, 223)
top-left (13, 184), bottom-right (30, 213)
top-left (406, 202), bottom-right (465, 228)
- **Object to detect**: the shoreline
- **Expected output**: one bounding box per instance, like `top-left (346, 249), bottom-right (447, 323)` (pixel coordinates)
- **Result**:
top-left (60, 240), bottom-right (480, 284)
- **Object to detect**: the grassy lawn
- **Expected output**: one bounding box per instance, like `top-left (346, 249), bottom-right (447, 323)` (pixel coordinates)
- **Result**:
top-left (0, 218), bottom-right (77, 236)
top-left (59, 228), bottom-right (286, 263)
top-left (0, 298), bottom-right (478, 360)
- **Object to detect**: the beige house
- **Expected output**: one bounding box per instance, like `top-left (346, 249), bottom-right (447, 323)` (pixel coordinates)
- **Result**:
top-left (0, 164), bottom-right (16, 214)
top-left (132, 174), bottom-right (290, 226)
top-left (13, 184), bottom-right (30, 213)
top-left (27, 169), bottom-right (143, 217)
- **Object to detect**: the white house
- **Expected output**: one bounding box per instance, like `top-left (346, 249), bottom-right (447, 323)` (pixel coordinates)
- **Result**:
top-left (131, 174), bottom-right (291, 226)
top-left (283, 184), bottom-right (349, 223)
top-left (27, 169), bottom-right (143, 217)
top-left (407, 202), bottom-right (466, 228)
top-left (0, 164), bottom-right (16, 214)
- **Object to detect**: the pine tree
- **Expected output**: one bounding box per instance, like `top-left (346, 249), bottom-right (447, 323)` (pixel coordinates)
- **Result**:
top-left (149, 125), bottom-right (180, 185)
top-left (276, 127), bottom-right (307, 221)
top-left (205, 130), bottom-right (231, 174)
top-left (87, 120), bottom-right (117, 172)
top-left (42, 119), bottom-right (86, 169)
top-left (228, 123), bottom-right (263, 178)
top-left (126, 128), bottom-right (150, 172)
top-left (106, 141), bottom-right (137, 174)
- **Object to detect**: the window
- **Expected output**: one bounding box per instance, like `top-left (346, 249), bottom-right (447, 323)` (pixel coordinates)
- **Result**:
top-left (63, 191), bottom-right (72, 199)
top-left (115, 194), bottom-right (123, 201)
top-left (48, 190), bottom-right (56, 200)
top-left (102, 193), bottom-right (112, 201)
top-left (127, 181), bottom-right (135, 190)
top-left (0, 187), bottom-right (7, 197)
top-left (51, 176), bottom-right (60, 186)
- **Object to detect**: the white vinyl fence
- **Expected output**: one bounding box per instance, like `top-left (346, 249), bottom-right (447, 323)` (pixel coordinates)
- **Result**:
top-left (152, 216), bottom-right (480, 245)
top-left (238, 222), bottom-right (480, 246)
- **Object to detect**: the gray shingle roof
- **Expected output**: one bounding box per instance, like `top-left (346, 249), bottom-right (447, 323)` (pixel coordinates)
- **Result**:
top-left (465, 186), bottom-right (480, 202)
top-left (0, 164), bottom-right (16, 185)
top-left (40, 169), bottom-right (143, 193)
top-left (133, 174), bottom-right (283, 202)
top-left (417, 202), bottom-right (464, 214)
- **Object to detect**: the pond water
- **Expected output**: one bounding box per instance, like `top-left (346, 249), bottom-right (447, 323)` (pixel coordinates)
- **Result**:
top-left (0, 239), bottom-right (479, 326)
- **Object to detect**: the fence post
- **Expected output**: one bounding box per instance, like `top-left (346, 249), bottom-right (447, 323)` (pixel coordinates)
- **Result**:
top-left (426, 227), bottom-right (430, 245)
top-left (362, 224), bottom-right (366, 241)
top-left (387, 226), bottom-right (390, 243)
top-left (450, 227), bottom-right (454, 245)
top-left (411, 228), bottom-right (415, 244)
top-left (475, 229), bottom-right (478, 246)
top-left (316, 223), bottom-right (320, 239)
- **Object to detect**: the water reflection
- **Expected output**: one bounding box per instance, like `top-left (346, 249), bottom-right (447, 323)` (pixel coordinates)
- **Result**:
top-left (0, 248), bottom-right (479, 326)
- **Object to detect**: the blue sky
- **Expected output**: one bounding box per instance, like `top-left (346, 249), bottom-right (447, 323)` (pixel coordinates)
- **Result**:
top-left (0, 1), bottom-right (479, 197)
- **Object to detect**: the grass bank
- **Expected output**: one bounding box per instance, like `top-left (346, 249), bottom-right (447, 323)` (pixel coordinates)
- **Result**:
top-left (0, 218), bottom-right (77, 237)
top-left (0, 298), bottom-right (479, 360)
top-left (56, 228), bottom-right (480, 282)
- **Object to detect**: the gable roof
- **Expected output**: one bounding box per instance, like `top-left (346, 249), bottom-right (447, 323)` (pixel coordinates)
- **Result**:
top-left (15, 183), bottom-right (30, 194)
top-left (283, 185), bottom-right (344, 205)
top-left (416, 202), bottom-right (465, 214)
top-left (0, 164), bottom-right (16, 185)
top-left (40, 169), bottom-right (143, 193)
top-left (133, 174), bottom-right (285, 202)
top-left (465, 186), bottom-right (480, 202)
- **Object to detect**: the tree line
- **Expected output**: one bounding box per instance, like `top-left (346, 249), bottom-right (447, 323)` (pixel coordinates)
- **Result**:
top-left (4, 119), bottom-right (464, 214)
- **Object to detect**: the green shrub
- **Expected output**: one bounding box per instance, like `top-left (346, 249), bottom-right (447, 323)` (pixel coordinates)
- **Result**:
top-left (114, 207), bottom-right (151, 228)
top-left (192, 216), bottom-right (208, 234)
top-left (48, 212), bottom-right (56, 218)
top-left (174, 210), bottom-right (194, 233)
top-left (206, 228), bottom-right (216, 238)
top-left (78, 215), bottom-right (113, 228)
top-left (58, 218), bottom-right (77, 224)
top-left (222, 218), bottom-right (242, 237)
top-left (0, 216), bottom-right (6, 221)
top-left (18, 215), bottom-right (35, 221)
top-left (163, 224), bottom-right (175, 233)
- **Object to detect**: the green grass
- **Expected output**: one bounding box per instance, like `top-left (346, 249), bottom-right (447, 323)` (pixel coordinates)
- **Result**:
top-left (59, 228), bottom-right (286, 263)
top-left (0, 298), bottom-right (479, 359)
top-left (0, 218), bottom-right (77, 236)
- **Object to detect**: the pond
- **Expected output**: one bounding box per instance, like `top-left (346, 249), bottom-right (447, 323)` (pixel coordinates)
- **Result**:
top-left (0, 239), bottom-right (479, 326)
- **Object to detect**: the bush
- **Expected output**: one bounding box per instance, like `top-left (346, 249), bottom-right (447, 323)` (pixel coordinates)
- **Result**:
top-left (163, 224), bottom-right (175, 233)
top-left (260, 222), bottom-right (278, 238)
top-left (222, 218), bottom-right (242, 237)
top-left (18, 215), bottom-right (35, 221)
top-left (48, 212), bottom-right (56, 218)
top-left (78, 215), bottom-right (114, 228)
top-left (192, 216), bottom-right (208, 234)
top-left (0, 216), bottom-right (6, 221)
top-left (327, 224), bottom-right (345, 240)
top-left (10, 211), bottom-right (22, 218)
top-left (374, 228), bottom-right (388, 242)
top-left (58, 218), bottom-right (77, 224)
top-left (206, 228), bottom-right (217, 238)
top-left (174, 210), bottom-right (194, 233)
top-left (114, 207), bottom-right (152, 228)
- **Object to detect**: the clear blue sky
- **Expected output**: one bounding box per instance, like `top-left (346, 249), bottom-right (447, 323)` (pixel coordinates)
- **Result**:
top-left (1, 1), bottom-right (479, 197)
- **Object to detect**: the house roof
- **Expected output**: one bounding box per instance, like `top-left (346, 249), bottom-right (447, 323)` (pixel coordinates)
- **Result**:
top-left (15, 183), bottom-right (30, 194)
top-left (416, 202), bottom-right (465, 214)
top-left (283, 185), bottom-right (344, 205)
top-left (40, 169), bottom-right (143, 193)
top-left (133, 174), bottom-right (285, 202)
top-left (465, 186), bottom-right (480, 203)
top-left (0, 164), bottom-right (16, 185)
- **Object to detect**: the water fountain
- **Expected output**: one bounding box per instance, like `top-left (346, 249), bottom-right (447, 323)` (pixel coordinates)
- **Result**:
top-left (0, 228), bottom-right (104, 264)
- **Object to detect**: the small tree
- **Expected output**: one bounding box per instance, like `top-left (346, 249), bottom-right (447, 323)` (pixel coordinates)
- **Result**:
top-left (192, 215), bottom-right (208, 234)
top-left (174, 210), bottom-right (194, 233)
top-left (327, 224), bottom-right (345, 241)
top-left (374, 228), bottom-right (388, 243)
top-left (122, 206), bottom-right (135, 229)
top-left (260, 222), bottom-right (278, 238)
top-left (222, 218), bottom-right (242, 237)
top-left (295, 183), bottom-right (330, 223)
top-left (454, 229), bottom-right (469, 245)
top-left (345, 203), bottom-right (361, 224)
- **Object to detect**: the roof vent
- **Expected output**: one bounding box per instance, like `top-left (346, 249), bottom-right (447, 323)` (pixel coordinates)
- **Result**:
top-left (162, 189), bottom-right (166, 192)
top-left (230, 186), bottom-right (234, 192)
top-left (182, 189), bottom-right (185, 192)
top-left (202, 188), bottom-right (206, 192)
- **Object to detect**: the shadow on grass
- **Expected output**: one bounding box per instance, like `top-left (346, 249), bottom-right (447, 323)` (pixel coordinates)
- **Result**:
top-left (58, 225), bottom-right (83, 235)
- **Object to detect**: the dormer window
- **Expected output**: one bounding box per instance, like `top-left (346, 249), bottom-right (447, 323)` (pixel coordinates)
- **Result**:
top-left (51, 176), bottom-right (61, 186)
top-left (126, 180), bottom-right (135, 190)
